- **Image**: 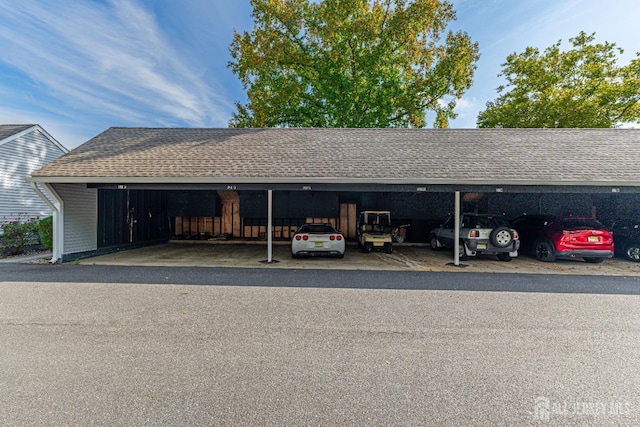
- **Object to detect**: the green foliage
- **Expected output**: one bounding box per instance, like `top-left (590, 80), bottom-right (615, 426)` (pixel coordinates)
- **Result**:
top-left (229, 0), bottom-right (479, 129)
top-left (0, 215), bottom-right (40, 256)
top-left (38, 216), bottom-right (53, 251)
top-left (478, 32), bottom-right (640, 128)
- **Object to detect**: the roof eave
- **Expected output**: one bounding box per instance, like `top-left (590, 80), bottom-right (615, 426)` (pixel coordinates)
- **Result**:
top-left (0, 124), bottom-right (68, 152)
top-left (25, 175), bottom-right (640, 188)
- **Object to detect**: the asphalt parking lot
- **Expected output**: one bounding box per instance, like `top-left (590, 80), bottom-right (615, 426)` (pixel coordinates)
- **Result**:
top-left (3, 244), bottom-right (640, 425)
top-left (69, 241), bottom-right (640, 276)
top-left (2, 273), bottom-right (640, 425)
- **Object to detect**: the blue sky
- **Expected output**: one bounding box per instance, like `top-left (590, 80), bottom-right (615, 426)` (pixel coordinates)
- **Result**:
top-left (0, 0), bottom-right (638, 149)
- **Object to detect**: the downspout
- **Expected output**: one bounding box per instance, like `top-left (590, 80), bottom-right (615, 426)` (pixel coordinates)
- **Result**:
top-left (30, 182), bottom-right (63, 263)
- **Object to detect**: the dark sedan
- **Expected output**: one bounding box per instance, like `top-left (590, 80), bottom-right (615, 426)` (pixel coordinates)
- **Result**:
top-left (612, 220), bottom-right (640, 262)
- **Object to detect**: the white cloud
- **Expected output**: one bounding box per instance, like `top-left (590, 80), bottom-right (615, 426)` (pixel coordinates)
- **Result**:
top-left (0, 0), bottom-right (233, 129)
top-left (450, 97), bottom-right (479, 128)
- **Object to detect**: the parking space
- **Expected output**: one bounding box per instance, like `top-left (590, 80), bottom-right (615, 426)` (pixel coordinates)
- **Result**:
top-left (78, 241), bottom-right (640, 276)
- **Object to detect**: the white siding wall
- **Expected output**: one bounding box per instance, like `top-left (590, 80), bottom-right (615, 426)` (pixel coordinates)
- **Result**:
top-left (53, 184), bottom-right (97, 256)
top-left (0, 128), bottom-right (66, 223)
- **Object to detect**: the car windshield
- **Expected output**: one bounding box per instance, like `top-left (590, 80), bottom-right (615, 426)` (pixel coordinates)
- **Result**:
top-left (464, 215), bottom-right (509, 228)
top-left (298, 224), bottom-right (336, 234)
top-left (559, 218), bottom-right (605, 230)
top-left (614, 221), bottom-right (640, 230)
top-left (364, 213), bottom-right (390, 225)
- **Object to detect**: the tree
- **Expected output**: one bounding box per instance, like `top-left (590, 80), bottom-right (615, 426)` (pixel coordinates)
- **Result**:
top-left (228, 0), bottom-right (479, 128)
top-left (477, 32), bottom-right (640, 128)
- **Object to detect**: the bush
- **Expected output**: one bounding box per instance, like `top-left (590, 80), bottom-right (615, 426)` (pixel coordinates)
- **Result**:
top-left (39, 216), bottom-right (53, 251)
top-left (0, 214), bottom-right (41, 256)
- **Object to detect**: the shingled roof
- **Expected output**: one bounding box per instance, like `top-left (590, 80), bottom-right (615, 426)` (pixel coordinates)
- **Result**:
top-left (29, 127), bottom-right (640, 187)
top-left (0, 124), bottom-right (36, 143)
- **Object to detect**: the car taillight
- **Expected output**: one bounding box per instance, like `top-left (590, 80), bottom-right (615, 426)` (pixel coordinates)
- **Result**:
top-left (469, 230), bottom-right (479, 238)
top-left (330, 235), bottom-right (335, 241)
top-left (563, 230), bottom-right (582, 235)
top-left (303, 235), bottom-right (309, 240)
top-left (336, 235), bottom-right (342, 241)
top-left (295, 235), bottom-right (302, 240)
top-left (561, 231), bottom-right (577, 241)
top-left (513, 230), bottom-right (519, 239)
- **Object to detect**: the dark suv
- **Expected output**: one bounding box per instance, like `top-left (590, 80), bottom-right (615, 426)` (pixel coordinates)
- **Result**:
top-left (611, 220), bottom-right (640, 262)
top-left (510, 214), bottom-right (613, 263)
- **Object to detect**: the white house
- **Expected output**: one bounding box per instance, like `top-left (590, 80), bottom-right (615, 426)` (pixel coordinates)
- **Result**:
top-left (0, 124), bottom-right (68, 224)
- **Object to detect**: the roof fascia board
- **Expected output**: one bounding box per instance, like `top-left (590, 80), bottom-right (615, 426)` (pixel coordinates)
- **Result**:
top-left (26, 175), bottom-right (640, 188)
top-left (0, 125), bottom-right (69, 152)
top-left (0, 125), bottom-right (37, 147)
top-left (33, 124), bottom-right (69, 153)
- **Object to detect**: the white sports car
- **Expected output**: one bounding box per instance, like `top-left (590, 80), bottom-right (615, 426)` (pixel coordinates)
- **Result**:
top-left (291, 223), bottom-right (345, 258)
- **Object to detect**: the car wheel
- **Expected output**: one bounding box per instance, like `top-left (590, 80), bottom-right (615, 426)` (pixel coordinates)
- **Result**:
top-left (583, 257), bottom-right (605, 264)
top-left (384, 242), bottom-right (392, 254)
top-left (623, 242), bottom-right (640, 262)
top-left (430, 235), bottom-right (442, 251)
top-left (490, 227), bottom-right (513, 248)
top-left (336, 253), bottom-right (345, 259)
top-left (534, 239), bottom-right (556, 262)
top-left (363, 243), bottom-right (373, 253)
top-left (497, 252), bottom-right (512, 262)
top-left (458, 241), bottom-right (468, 261)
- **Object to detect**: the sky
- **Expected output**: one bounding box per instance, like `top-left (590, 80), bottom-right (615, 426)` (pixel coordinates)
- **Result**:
top-left (0, 0), bottom-right (638, 149)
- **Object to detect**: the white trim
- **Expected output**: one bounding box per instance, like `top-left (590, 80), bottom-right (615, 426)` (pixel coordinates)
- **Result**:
top-left (0, 125), bottom-right (68, 152)
top-left (33, 125), bottom-right (69, 153)
top-left (40, 183), bottom-right (63, 263)
top-left (0, 125), bottom-right (35, 147)
top-left (29, 183), bottom-right (57, 263)
top-left (25, 175), bottom-right (640, 188)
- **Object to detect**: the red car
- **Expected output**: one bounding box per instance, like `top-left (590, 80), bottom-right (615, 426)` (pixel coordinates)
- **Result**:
top-left (510, 215), bottom-right (614, 263)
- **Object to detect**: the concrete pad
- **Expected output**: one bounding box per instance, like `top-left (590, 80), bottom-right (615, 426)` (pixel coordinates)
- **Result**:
top-left (77, 241), bottom-right (640, 276)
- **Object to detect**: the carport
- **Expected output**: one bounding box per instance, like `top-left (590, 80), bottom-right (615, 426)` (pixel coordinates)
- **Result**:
top-left (27, 127), bottom-right (640, 265)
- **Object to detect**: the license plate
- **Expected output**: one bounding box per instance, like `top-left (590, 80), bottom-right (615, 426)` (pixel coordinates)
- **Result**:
top-left (588, 236), bottom-right (599, 242)
top-left (477, 243), bottom-right (487, 249)
top-left (314, 242), bottom-right (324, 247)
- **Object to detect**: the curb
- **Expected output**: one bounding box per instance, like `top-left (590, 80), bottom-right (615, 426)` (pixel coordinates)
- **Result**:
top-left (0, 252), bottom-right (52, 264)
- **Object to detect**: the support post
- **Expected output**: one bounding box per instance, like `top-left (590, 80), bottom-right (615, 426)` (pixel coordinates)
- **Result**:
top-left (267, 189), bottom-right (273, 263)
top-left (454, 191), bottom-right (461, 266)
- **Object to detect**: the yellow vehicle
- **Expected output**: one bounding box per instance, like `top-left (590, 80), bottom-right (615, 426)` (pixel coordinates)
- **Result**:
top-left (357, 210), bottom-right (393, 253)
